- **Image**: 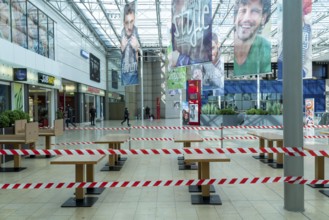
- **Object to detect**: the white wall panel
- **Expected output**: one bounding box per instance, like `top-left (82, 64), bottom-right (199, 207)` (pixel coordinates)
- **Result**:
top-left (0, 0), bottom-right (107, 90)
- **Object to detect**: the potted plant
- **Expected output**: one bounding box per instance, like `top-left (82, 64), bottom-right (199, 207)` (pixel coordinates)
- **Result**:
top-left (243, 103), bottom-right (283, 126)
top-left (201, 104), bottom-right (242, 126)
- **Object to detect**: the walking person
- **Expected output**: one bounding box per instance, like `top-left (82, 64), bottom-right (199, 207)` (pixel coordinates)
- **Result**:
top-left (121, 107), bottom-right (130, 126)
top-left (89, 106), bottom-right (96, 126)
top-left (65, 104), bottom-right (76, 127)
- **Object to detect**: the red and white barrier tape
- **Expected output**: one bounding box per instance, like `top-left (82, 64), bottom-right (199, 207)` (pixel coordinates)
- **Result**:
top-left (52, 135), bottom-right (329, 146)
top-left (67, 126), bottom-right (222, 131)
top-left (0, 147), bottom-right (328, 156)
top-left (66, 125), bottom-right (329, 131)
top-left (1, 176), bottom-right (319, 190)
top-left (52, 142), bottom-right (96, 146)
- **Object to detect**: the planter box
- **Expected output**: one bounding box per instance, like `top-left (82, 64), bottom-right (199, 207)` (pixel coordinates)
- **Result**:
top-left (201, 114), bottom-right (283, 127)
top-left (243, 115), bottom-right (283, 126)
top-left (1, 126), bottom-right (31, 164)
top-left (200, 114), bottom-right (244, 126)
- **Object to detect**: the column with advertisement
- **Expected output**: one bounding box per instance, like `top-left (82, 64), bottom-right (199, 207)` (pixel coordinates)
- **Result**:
top-left (188, 80), bottom-right (201, 126)
top-left (305, 98), bottom-right (314, 142)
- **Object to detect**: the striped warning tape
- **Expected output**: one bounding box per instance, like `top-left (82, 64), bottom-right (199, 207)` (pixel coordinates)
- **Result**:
top-left (0, 147), bottom-right (328, 156)
top-left (66, 126), bottom-right (222, 131)
top-left (1, 176), bottom-right (328, 190)
top-left (51, 135), bottom-right (329, 146)
top-left (65, 125), bottom-right (329, 131)
top-left (0, 176), bottom-right (299, 190)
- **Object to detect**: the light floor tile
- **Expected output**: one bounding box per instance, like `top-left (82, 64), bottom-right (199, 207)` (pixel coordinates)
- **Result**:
top-left (0, 119), bottom-right (328, 219)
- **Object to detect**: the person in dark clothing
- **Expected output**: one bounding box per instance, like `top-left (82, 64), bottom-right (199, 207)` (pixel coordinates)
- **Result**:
top-left (89, 106), bottom-right (96, 126)
top-left (66, 104), bottom-right (76, 127)
top-left (121, 107), bottom-right (130, 126)
top-left (145, 106), bottom-right (150, 118)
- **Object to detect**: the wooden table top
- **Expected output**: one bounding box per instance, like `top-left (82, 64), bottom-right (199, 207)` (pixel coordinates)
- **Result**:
top-left (320, 131), bottom-right (329, 135)
top-left (50, 155), bottom-right (105, 165)
top-left (173, 133), bottom-right (203, 142)
top-left (248, 131), bottom-right (283, 141)
top-left (94, 134), bottom-right (130, 144)
top-left (184, 154), bottom-right (230, 163)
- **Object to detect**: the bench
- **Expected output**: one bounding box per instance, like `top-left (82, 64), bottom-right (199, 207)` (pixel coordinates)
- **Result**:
top-left (248, 131), bottom-right (284, 169)
top-left (38, 119), bottom-right (64, 155)
top-left (0, 122), bottom-right (38, 172)
top-left (14, 119), bottom-right (27, 134)
top-left (50, 155), bottom-right (105, 207)
top-left (19, 119), bottom-right (63, 158)
top-left (184, 154), bottom-right (230, 205)
top-left (94, 134), bottom-right (130, 171)
top-left (173, 133), bottom-right (203, 170)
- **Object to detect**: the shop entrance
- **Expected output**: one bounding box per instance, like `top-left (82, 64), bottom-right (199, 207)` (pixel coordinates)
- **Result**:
top-left (28, 86), bottom-right (52, 127)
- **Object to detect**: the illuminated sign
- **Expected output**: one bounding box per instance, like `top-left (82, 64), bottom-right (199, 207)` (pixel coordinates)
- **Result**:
top-left (87, 86), bottom-right (100, 94)
top-left (80, 49), bottom-right (89, 59)
top-left (38, 73), bottom-right (55, 86)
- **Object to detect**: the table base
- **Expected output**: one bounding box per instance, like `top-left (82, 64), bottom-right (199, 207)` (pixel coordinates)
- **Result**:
top-left (118, 157), bottom-right (127, 161)
top-left (179, 164), bottom-right (198, 170)
top-left (319, 190), bottom-right (329, 198)
top-left (307, 184), bottom-right (329, 189)
top-left (115, 161), bottom-right (125, 166)
top-left (191, 195), bottom-right (222, 205)
top-left (252, 155), bottom-right (268, 160)
top-left (268, 163), bottom-right (283, 169)
top-left (86, 188), bottom-right (105, 195)
top-left (189, 185), bottom-right (215, 193)
top-left (101, 166), bottom-right (122, 171)
top-left (105, 162), bottom-right (124, 167)
top-left (61, 197), bottom-right (98, 207)
top-left (260, 159), bottom-right (276, 164)
top-left (0, 167), bottom-right (26, 172)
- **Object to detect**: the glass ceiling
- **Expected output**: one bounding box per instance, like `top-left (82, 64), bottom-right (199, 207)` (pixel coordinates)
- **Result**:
top-left (45, 0), bottom-right (329, 62)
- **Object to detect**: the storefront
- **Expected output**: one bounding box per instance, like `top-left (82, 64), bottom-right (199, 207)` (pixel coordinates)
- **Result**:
top-left (79, 84), bottom-right (105, 123)
top-left (28, 72), bottom-right (61, 127)
top-left (58, 79), bottom-right (78, 122)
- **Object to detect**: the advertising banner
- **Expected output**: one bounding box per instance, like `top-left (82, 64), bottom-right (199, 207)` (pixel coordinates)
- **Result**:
top-left (120, 1), bottom-right (140, 86)
top-left (90, 53), bottom-right (100, 83)
top-left (305, 98), bottom-right (314, 125)
top-left (233, 0), bottom-right (272, 76)
top-left (167, 66), bottom-right (186, 90)
top-left (277, 0), bottom-right (312, 80)
top-left (169, 0), bottom-right (212, 68)
top-left (13, 83), bottom-right (24, 111)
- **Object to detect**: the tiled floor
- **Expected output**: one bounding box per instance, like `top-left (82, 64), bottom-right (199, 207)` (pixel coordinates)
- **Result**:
top-left (0, 119), bottom-right (329, 220)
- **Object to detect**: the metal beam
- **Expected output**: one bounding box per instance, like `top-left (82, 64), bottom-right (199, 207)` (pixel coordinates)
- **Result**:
top-left (155, 0), bottom-right (163, 49)
top-left (97, 0), bottom-right (121, 42)
top-left (68, 0), bottom-right (109, 50)
top-left (43, 0), bottom-right (107, 52)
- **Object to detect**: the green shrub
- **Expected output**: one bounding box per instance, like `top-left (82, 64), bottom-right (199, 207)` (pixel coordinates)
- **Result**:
top-left (266, 102), bottom-right (282, 115)
top-left (2, 110), bottom-right (20, 125)
top-left (201, 103), bottom-right (219, 115)
top-left (218, 108), bottom-right (237, 115)
top-left (0, 114), bottom-right (10, 128)
top-left (246, 108), bottom-right (257, 115)
top-left (246, 108), bottom-right (268, 115)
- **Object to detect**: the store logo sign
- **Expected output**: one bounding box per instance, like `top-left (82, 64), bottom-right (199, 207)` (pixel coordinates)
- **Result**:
top-left (80, 49), bottom-right (89, 59)
top-left (38, 73), bottom-right (55, 86)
